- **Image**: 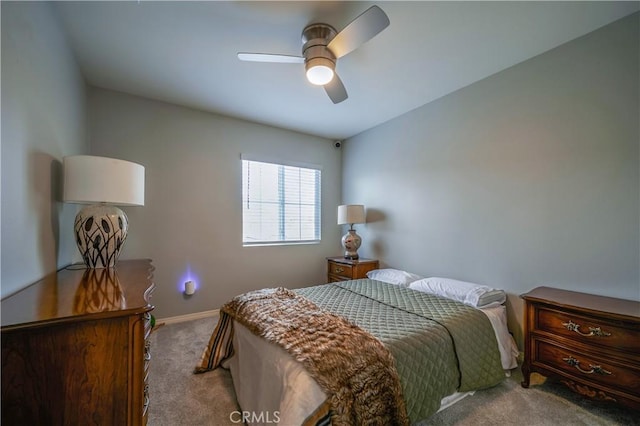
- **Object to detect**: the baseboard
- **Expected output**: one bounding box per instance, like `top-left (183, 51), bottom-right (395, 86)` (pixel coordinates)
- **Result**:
top-left (156, 309), bottom-right (219, 325)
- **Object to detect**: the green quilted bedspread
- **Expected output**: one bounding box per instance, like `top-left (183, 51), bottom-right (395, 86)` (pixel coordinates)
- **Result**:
top-left (296, 279), bottom-right (504, 423)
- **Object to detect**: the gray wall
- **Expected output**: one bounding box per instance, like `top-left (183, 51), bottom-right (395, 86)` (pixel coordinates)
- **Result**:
top-left (88, 88), bottom-right (342, 319)
top-left (342, 13), bottom-right (639, 347)
top-left (1, 2), bottom-right (86, 297)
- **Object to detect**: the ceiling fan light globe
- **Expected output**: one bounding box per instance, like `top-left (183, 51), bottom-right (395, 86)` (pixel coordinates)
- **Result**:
top-left (306, 65), bottom-right (334, 85)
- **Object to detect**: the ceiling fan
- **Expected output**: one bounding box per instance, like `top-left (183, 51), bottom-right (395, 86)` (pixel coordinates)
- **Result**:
top-left (238, 5), bottom-right (390, 104)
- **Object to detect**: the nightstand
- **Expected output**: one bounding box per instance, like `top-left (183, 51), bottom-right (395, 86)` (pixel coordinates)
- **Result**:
top-left (521, 286), bottom-right (640, 410)
top-left (327, 257), bottom-right (379, 282)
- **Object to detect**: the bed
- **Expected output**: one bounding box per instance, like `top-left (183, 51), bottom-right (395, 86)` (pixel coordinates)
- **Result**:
top-left (195, 275), bottom-right (518, 425)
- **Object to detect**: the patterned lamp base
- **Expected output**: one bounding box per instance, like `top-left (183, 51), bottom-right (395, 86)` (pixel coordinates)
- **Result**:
top-left (74, 204), bottom-right (129, 268)
top-left (341, 229), bottom-right (362, 260)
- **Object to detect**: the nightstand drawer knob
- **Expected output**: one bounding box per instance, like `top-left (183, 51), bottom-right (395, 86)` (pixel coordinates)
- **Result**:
top-left (562, 320), bottom-right (611, 337)
top-left (562, 356), bottom-right (612, 375)
top-left (335, 267), bottom-right (344, 273)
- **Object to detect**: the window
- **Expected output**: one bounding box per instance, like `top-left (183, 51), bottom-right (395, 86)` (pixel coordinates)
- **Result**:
top-left (242, 158), bottom-right (321, 245)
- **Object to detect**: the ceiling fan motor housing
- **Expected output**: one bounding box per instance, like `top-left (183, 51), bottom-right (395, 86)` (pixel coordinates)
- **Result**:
top-left (302, 23), bottom-right (337, 67)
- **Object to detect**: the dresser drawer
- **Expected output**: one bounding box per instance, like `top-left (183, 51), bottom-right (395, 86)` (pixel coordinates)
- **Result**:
top-left (329, 262), bottom-right (353, 279)
top-left (535, 307), bottom-right (640, 354)
top-left (534, 338), bottom-right (640, 397)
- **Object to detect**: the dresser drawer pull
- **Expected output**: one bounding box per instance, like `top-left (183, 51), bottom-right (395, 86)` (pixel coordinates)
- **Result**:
top-left (143, 384), bottom-right (150, 409)
top-left (562, 356), bottom-right (612, 375)
top-left (562, 320), bottom-right (611, 337)
top-left (144, 340), bottom-right (152, 361)
top-left (334, 267), bottom-right (344, 273)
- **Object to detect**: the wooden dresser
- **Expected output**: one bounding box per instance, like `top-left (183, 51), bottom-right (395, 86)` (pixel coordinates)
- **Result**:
top-left (1, 259), bottom-right (155, 425)
top-left (327, 256), bottom-right (379, 282)
top-left (521, 286), bottom-right (640, 410)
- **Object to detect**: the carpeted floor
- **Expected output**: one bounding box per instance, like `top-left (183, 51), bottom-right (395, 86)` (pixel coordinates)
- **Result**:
top-left (148, 316), bottom-right (639, 426)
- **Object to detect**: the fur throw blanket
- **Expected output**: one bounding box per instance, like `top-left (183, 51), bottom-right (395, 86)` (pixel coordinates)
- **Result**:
top-left (196, 287), bottom-right (409, 426)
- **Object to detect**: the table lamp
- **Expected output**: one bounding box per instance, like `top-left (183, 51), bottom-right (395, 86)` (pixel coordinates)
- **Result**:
top-left (337, 204), bottom-right (365, 260)
top-left (63, 155), bottom-right (145, 268)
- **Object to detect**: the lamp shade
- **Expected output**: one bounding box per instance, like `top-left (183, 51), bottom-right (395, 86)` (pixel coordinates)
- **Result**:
top-left (63, 155), bottom-right (145, 206)
top-left (337, 204), bottom-right (365, 225)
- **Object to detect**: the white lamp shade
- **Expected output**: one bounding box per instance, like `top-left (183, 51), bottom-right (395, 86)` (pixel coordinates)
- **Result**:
top-left (337, 204), bottom-right (365, 225)
top-left (63, 155), bottom-right (145, 206)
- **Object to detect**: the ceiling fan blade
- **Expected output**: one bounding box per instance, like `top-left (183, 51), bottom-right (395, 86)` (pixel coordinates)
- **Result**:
top-left (237, 53), bottom-right (304, 64)
top-left (327, 5), bottom-right (390, 59)
top-left (324, 74), bottom-right (348, 104)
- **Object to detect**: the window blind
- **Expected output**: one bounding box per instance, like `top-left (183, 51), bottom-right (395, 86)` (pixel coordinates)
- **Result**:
top-left (242, 159), bottom-right (321, 245)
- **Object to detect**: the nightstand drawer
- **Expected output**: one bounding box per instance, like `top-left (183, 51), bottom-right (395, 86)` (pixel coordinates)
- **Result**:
top-left (326, 257), bottom-right (379, 283)
top-left (534, 338), bottom-right (640, 396)
top-left (329, 262), bottom-right (353, 278)
top-left (535, 307), bottom-right (640, 354)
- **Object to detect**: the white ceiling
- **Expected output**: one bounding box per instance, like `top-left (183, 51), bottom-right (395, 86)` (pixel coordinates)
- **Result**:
top-left (54, 1), bottom-right (639, 140)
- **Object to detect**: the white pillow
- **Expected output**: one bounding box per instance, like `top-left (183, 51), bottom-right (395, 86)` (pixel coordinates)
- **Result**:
top-left (366, 268), bottom-right (423, 287)
top-left (409, 277), bottom-right (506, 308)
